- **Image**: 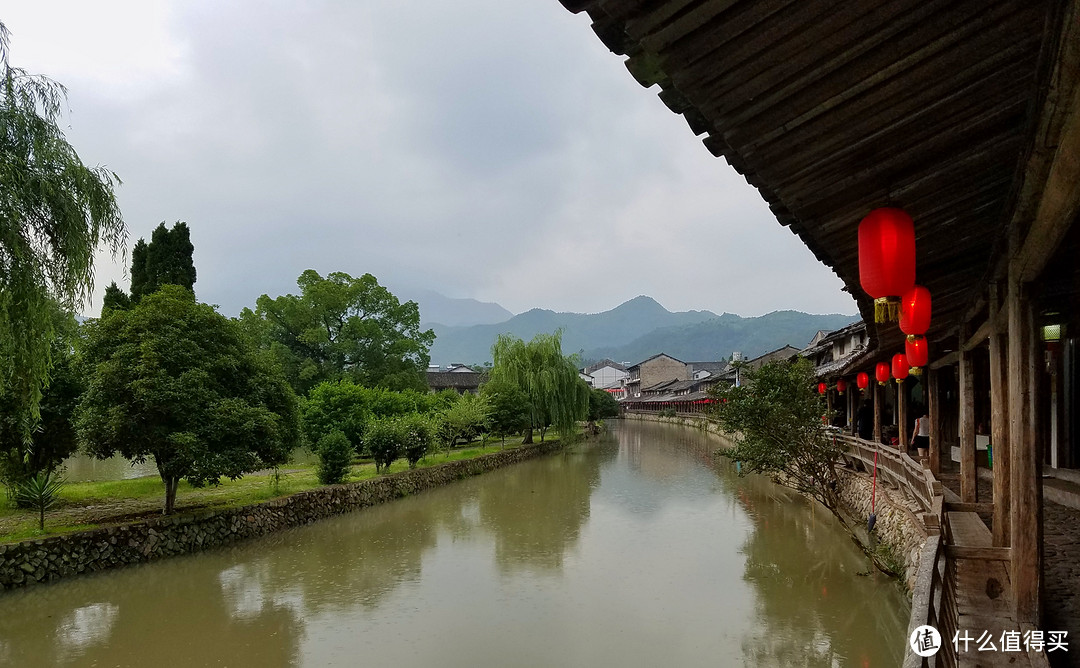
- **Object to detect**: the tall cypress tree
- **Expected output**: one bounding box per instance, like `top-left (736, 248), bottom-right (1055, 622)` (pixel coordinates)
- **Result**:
top-left (129, 222), bottom-right (197, 302)
top-left (102, 282), bottom-right (131, 313)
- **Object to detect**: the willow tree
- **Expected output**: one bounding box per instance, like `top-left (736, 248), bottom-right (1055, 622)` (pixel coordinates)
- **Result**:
top-left (489, 331), bottom-right (588, 443)
top-left (0, 22), bottom-right (125, 428)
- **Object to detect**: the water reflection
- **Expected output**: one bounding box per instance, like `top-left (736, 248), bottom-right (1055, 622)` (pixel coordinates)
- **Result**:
top-left (0, 421), bottom-right (908, 667)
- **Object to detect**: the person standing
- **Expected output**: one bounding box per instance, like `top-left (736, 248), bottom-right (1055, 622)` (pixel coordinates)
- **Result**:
top-left (911, 408), bottom-right (930, 459)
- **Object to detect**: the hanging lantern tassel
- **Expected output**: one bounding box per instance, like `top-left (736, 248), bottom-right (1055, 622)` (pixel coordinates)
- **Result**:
top-left (874, 297), bottom-right (901, 323)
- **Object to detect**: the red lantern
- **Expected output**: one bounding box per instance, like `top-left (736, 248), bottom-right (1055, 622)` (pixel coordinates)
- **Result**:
top-left (906, 336), bottom-right (928, 375)
top-left (818, 382), bottom-right (827, 395)
top-left (875, 362), bottom-right (890, 385)
top-left (857, 372), bottom-right (869, 391)
top-left (836, 379), bottom-right (847, 395)
top-left (858, 208), bottom-right (916, 322)
top-left (892, 353), bottom-right (909, 383)
top-left (899, 285), bottom-right (932, 339)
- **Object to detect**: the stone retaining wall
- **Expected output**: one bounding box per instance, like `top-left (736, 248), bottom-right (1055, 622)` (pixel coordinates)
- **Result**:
top-left (834, 467), bottom-right (928, 591)
top-left (0, 441), bottom-right (564, 590)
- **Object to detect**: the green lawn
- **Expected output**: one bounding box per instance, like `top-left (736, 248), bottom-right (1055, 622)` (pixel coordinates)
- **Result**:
top-left (0, 437), bottom-right (542, 544)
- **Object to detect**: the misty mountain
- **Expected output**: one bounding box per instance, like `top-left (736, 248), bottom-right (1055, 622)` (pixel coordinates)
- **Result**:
top-left (427, 295), bottom-right (854, 365)
top-left (588, 311), bottom-right (858, 365)
top-left (403, 288), bottom-right (515, 328)
top-left (428, 295), bottom-right (718, 364)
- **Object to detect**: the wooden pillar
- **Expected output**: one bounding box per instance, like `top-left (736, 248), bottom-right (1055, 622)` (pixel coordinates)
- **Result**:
top-left (1008, 277), bottom-right (1041, 625)
top-left (873, 382), bottom-right (882, 443)
top-left (959, 347), bottom-right (978, 503)
top-left (928, 368), bottom-right (941, 475)
top-left (989, 284), bottom-right (1011, 547)
top-left (898, 379), bottom-right (908, 451)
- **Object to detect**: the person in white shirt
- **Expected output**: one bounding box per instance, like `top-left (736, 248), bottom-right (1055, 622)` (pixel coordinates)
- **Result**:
top-left (910, 408), bottom-right (930, 458)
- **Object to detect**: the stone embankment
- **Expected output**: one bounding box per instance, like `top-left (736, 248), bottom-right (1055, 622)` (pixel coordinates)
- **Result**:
top-left (623, 411), bottom-right (926, 589)
top-left (0, 441), bottom-right (564, 590)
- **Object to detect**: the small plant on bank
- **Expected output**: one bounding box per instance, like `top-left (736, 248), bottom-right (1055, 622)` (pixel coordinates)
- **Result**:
top-left (316, 430), bottom-right (353, 485)
top-left (14, 471), bottom-right (65, 530)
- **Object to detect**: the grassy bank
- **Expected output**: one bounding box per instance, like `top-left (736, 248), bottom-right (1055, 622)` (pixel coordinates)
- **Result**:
top-left (1, 438), bottom-right (540, 544)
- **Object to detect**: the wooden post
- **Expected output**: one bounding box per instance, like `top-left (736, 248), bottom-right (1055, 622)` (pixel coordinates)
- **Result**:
top-left (989, 284), bottom-right (1011, 547)
top-left (898, 379), bottom-right (908, 451)
top-left (928, 368), bottom-right (941, 475)
top-left (873, 382), bottom-right (882, 443)
top-left (1008, 277), bottom-right (1041, 625)
top-left (959, 346), bottom-right (977, 503)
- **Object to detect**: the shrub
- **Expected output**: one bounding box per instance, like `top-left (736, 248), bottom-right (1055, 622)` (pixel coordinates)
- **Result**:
top-left (366, 419), bottom-right (404, 473)
top-left (316, 430), bottom-right (354, 485)
top-left (401, 413), bottom-right (436, 469)
top-left (14, 472), bottom-right (65, 530)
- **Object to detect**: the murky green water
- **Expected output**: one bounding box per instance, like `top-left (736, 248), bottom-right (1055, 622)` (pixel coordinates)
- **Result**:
top-left (0, 420), bottom-right (908, 667)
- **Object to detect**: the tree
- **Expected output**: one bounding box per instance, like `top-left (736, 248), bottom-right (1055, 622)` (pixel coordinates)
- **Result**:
top-left (315, 430), bottom-right (353, 485)
top-left (366, 418), bottom-right (403, 473)
top-left (242, 270), bottom-right (435, 394)
top-left (588, 388), bottom-right (620, 421)
top-left (708, 358), bottom-right (898, 576)
top-left (77, 286), bottom-right (300, 514)
top-left (0, 22), bottom-right (125, 430)
top-left (489, 331), bottom-right (589, 443)
top-left (439, 392), bottom-right (490, 451)
top-left (482, 379), bottom-right (531, 445)
top-left (129, 221), bottom-right (196, 302)
top-left (709, 358), bottom-right (842, 512)
top-left (0, 305), bottom-right (82, 494)
top-left (102, 281), bottom-right (130, 313)
top-left (400, 413), bottom-right (436, 468)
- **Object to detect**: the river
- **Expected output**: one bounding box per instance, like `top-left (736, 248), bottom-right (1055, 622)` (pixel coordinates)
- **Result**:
top-left (0, 420), bottom-right (909, 667)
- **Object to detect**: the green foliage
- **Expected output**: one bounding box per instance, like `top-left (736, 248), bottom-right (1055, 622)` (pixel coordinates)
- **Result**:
top-left (76, 286), bottom-right (300, 514)
top-left (659, 407), bottom-right (677, 418)
top-left (300, 380), bottom-right (453, 454)
top-left (400, 413), bottom-right (436, 468)
top-left (0, 23), bottom-right (126, 432)
top-left (316, 430), bottom-right (353, 485)
top-left (588, 388), bottom-right (620, 421)
top-left (482, 379), bottom-right (530, 444)
top-left (440, 392), bottom-right (490, 450)
top-left (490, 331), bottom-right (589, 443)
top-left (13, 471), bottom-right (64, 530)
top-left (0, 303), bottom-right (82, 489)
top-left (709, 358), bottom-right (843, 510)
top-left (241, 270), bottom-right (435, 395)
top-left (129, 221), bottom-right (196, 302)
top-left (102, 281), bottom-right (131, 313)
top-left (366, 418), bottom-right (403, 473)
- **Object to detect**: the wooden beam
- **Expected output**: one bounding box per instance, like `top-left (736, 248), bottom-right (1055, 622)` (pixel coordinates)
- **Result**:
top-left (1008, 276), bottom-right (1041, 625)
top-left (929, 351), bottom-right (960, 370)
top-left (961, 309), bottom-right (1007, 352)
top-left (928, 368), bottom-right (941, 476)
top-left (989, 283), bottom-right (1010, 547)
top-left (959, 344), bottom-right (977, 503)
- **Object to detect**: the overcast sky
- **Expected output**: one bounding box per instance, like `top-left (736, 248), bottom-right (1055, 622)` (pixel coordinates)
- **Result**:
top-left (5, 0), bottom-right (856, 318)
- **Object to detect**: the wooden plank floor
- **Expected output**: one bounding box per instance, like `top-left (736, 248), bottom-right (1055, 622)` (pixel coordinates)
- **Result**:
top-left (948, 511), bottom-right (1039, 667)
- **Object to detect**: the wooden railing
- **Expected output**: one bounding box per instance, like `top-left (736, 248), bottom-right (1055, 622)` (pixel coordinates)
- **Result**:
top-left (833, 433), bottom-right (958, 667)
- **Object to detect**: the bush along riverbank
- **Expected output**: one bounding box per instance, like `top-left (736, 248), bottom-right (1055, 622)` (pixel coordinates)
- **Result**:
top-left (624, 410), bottom-right (925, 589)
top-left (0, 439), bottom-right (567, 590)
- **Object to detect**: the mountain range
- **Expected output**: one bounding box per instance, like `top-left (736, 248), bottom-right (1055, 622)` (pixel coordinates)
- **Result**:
top-left (423, 295), bottom-right (856, 366)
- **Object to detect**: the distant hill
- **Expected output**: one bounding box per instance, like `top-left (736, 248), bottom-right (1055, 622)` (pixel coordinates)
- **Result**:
top-left (427, 295), bottom-right (855, 366)
top-left (428, 295), bottom-right (717, 364)
top-left (403, 289), bottom-right (514, 328)
top-left (588, 311), bottom-right (858, 364)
